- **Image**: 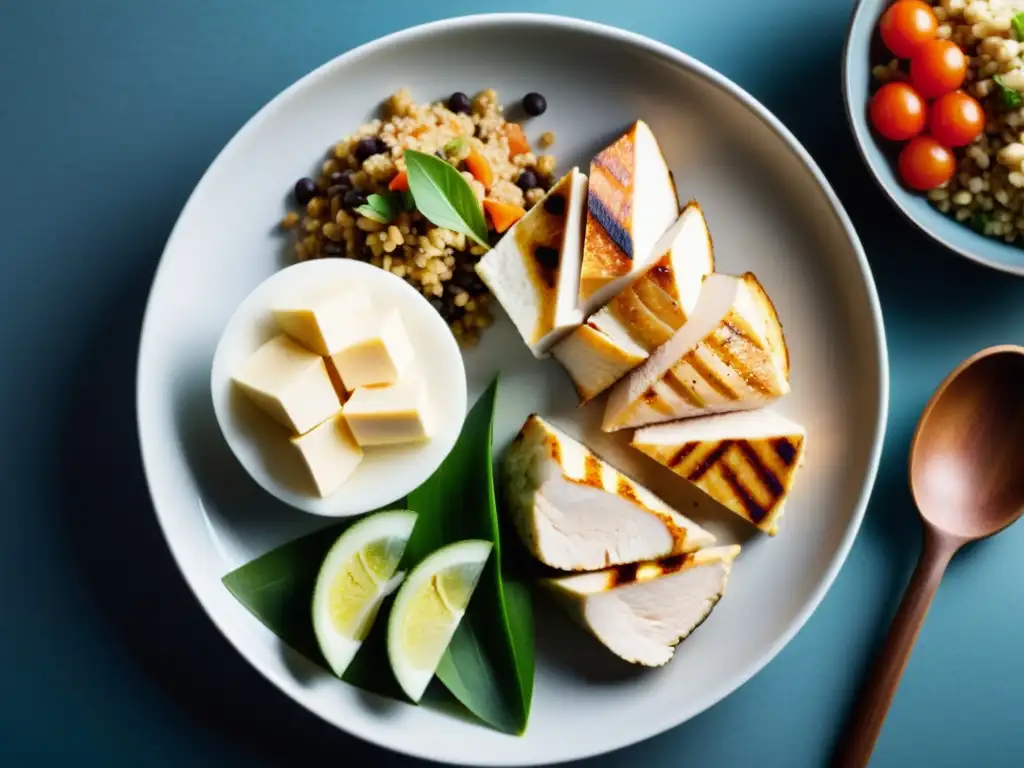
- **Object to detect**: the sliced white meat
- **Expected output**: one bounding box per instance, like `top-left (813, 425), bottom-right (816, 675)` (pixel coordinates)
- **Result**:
top-left (541, 545), bottom-right (740, 666)
top-left (475, 167), bottom-right (587, 357)
top-left (503, 414), bottom-right (715, 571)
top-left (577, 120), bottom-right (678, 315)
top-left (603, 272), bottom-right (790, 432)
top-left (552, 203), bottom-right (714, 402)
top-left (632, 409), bottom-right (807, 535)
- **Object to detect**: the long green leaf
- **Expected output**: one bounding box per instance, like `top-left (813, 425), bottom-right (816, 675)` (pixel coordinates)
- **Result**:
top-left (404, 149), bottom-right (489, 247)
top-left (222, 502), bottom-right (412, 699)
top-left (406, 376), bottom-right (534, 734)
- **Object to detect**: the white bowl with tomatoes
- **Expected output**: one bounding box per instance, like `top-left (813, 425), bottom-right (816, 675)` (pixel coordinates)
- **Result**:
top-left (844, 0), bottom-right (1024, 275)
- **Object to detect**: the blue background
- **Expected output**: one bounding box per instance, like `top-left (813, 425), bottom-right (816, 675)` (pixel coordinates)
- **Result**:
top-left (2, 1), bottom-right (1022, 766)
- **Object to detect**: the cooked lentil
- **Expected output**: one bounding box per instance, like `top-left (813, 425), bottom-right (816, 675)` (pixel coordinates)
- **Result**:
top-left (280, 87), bottom-right (555, 346)
top-left (874, 1), bottom-right (1024, 242)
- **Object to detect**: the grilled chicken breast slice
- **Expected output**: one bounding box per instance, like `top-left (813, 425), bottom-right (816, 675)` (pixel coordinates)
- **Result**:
top-left (552, 202), bottom-right (713, 402)
top-left (475, 167), bottom-right (588, 357)
top-left (603, 272), bottom-right (790, 432)
top-left (541, 545), bottom-right (740, 666)
top-left (632, 410), bottom-right (806, 535)
top-left (578, 120), bottom-right (679, 314)
top-left (504, 414), bottom-right (715, 571)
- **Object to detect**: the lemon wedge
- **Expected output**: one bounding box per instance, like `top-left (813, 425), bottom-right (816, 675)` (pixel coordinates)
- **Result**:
top-left (387, 539), bottom-right (493, 702)
top-left (312, 509), bottom-right (417, 677)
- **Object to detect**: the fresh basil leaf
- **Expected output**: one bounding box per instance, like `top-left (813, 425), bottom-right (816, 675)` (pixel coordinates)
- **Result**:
top-left (355, 192), bottom-right (400, 224)
top-left (401, 189), bottom-right (415, 211)
top-left (404, 149), bottom-right (490, 247)
top-left (443, 137), bottom-right (467, 154)
top-left (994, 74), bottom-right (1023, 108)
top-left (1013, 12), bottom-right (1024, 41)
top-left (404, 376), bottom-right (533, 734)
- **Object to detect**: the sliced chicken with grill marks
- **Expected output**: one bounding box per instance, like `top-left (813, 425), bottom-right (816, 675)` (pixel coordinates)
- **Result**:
top-left (503, 414), bottom-right (715, 571)
top-left (541, 545), bottom-right (740, 666)
top-left (632, 409), bottom-right (806, 535)
top-left (475, 167), bottom-right (588, 357)
top-left (552, 202), bottom-right (713, 403)
top-left (578, 119), bottom-right (679, 316)
top-left (603, 272), bottom-right (790, 432)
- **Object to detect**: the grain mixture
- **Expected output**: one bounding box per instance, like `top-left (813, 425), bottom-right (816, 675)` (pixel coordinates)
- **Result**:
top-left (280, 88), bottom-right (557, 346)
top-left (875, 1), bottom-right (1024, 240)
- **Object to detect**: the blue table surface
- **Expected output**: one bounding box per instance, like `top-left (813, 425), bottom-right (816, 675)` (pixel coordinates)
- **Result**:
top-left (3, 1), bottom-right (1023, 765)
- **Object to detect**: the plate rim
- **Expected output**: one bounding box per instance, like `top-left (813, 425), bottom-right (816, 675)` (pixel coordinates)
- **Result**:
top-left (136, 12), bottom-right (890, 765)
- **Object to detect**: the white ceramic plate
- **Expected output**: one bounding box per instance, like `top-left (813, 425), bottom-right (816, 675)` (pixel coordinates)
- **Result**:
top-left (136, 13), bottom-right (888, 766)
top-left (209, 259), bottom-right (466, 516)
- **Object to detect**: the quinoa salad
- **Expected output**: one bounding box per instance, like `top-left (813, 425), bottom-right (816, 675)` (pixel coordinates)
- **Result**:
top-left (873, 1), bottom-right (1024, 242)
top-left (279, 88), bottom-right (557, 346)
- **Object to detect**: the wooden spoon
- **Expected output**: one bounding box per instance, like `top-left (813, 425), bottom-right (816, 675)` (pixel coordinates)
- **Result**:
top-left (834, 344), bottom-right (1024, 768)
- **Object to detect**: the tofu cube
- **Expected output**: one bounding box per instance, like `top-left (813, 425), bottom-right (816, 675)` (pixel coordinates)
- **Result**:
top-left (272, 287), bottom-right (371, 356)
top-left (231, 334), bottom-right (342, 435)
top-left (342, 381), bottom-right (431, 447)
top-left (290, 413), bottom-right (363, 497)
top-left (330, 309), bottom-right (414, 389)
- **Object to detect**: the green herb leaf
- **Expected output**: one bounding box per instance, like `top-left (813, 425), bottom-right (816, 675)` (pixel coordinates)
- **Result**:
top-left (401, 189), bottom-right (416, 211)
top-left (443, 137), bottom-right (467, 155)
top-left (971, 210), bottom-right (992, 233)
top-left (355, 192), bottom-right (401, 223)
top-left (404, 375), bottom-right (533, 734)
top-left (404, 149), bottom-right (490, 247)
top-left (994, 74), bottom-right (1023, 108)
top-left (1013, 12), bottom-right (1024, 41)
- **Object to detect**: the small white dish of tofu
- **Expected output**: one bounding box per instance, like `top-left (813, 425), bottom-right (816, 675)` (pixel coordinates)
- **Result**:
top-left (474, 167), bottom-right (588, 357)
top-left (632, 410), bottom-right (807, 536)
top-left (552, 201), bottom-right (714, 403)
top-left (504, 414), bottom-right (715, 571)
top-left (540, 545), bottom-right (740, 667)
top-left (211, 258), bottom-right (466, 516)
top-left (603, 271), bottom-right (790, 432)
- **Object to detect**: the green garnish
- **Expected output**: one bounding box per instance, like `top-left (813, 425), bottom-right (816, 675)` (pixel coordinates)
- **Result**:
top-left (994, 74), bottom-right (1023, 108)
top-left (401, 189), bottom-right (415, 211)
top-left (971, 210), bottom-right (992, 233)
top-left (1012, 12), bottom-right (1024, 41)
top-left (354, 192), bottom-right (402, 223)
top-left (443, 136), bottom-right (467, 154)
top-left (404, 149), bottom-right (490, 247)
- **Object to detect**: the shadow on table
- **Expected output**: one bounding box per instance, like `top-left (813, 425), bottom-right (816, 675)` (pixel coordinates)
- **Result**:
top-left (55, 256), bottom-right (430, 767)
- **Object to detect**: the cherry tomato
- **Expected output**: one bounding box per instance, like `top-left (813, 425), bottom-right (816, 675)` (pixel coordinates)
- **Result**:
top-left (870, 82), bottom-right (927, 140)
top-left (898, 135), bottom-right (956, 190)
top-left (929, 90), bottom-right (985, 146)
top-left (910, 39), bottom-right (967, 98)
top-left (879, 1), bottom-right (938, 59)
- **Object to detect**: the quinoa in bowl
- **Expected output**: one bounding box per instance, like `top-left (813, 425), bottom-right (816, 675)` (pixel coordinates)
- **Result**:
top-left (279, 88), bottom-right (557, 346)
top-left (872, 1), bottom-right (1024, 243)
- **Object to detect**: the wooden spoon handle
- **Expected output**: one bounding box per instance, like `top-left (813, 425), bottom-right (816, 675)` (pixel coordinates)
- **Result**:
top-left (833, 528), bottom-right (960, 768)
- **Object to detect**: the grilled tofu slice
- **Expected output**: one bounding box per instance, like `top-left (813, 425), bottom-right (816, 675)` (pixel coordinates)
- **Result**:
top-left (578, 120), bottom-right (679, 315)
top-left (603, 272), bottom-right (790, 432)
top-left (504, 414), bottom-right (716, 571)
top-left (541, 545), bottom-right (740, 666)
top-left (632, 410), bottom-right (806, 535)
top-left (552, 203), bottom-right (714, 403)
top-left (475, 167), bottom-right (587, 357)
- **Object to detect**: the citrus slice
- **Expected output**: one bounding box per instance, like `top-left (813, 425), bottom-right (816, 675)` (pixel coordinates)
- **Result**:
top-left (312, 509), bottom-right (417, 677)
top-left (387, 539), bottom-right (493, 702)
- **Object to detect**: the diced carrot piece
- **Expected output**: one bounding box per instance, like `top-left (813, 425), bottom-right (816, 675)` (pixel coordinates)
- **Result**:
top-left (465, 150), bottom-right (494, 188)
top-left (388, 171), bottom-right (409, 192)
top-left (483, 199), bottom-right (526, 233)
top-left (505, 123), bottom-right (531, 156)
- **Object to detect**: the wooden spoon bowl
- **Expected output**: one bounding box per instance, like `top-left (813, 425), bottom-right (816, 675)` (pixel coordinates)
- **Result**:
top-left (835, 345), bottom-right (1024, 768)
